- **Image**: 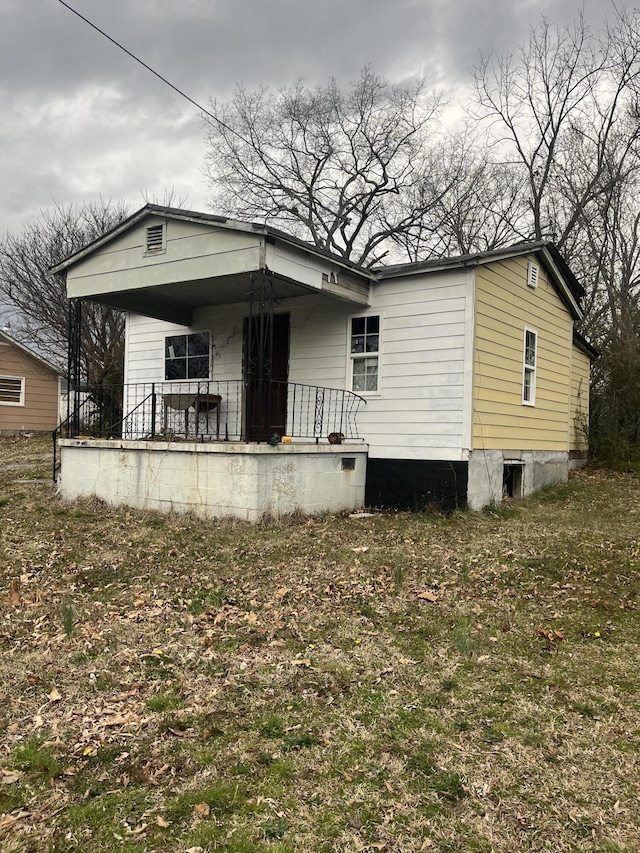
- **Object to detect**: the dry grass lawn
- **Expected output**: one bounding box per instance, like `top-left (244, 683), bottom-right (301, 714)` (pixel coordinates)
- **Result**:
top-left (0, 436), bottom-right (639, 852)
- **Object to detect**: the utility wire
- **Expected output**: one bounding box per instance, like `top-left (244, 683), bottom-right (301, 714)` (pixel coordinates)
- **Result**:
top-left (54, 0), bottom-right (338, 217)
top-left (55, 0), bottom-right (231, 133)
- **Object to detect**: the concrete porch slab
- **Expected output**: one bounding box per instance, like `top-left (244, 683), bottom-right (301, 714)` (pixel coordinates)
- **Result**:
top-left (57, 438), bottom-right (368, 522)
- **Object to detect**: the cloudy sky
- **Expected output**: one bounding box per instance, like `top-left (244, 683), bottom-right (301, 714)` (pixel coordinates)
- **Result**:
top-left (0, 0), bottom-right (631, 240)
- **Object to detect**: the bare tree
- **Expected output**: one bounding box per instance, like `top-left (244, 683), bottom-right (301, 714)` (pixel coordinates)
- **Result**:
top-left (203, 66), bottom-right (445, 266)
top-left (471, 9), bottom-right (640, 459)
top-left (391, 130), bottom-right (531, 259)
top-left (472, 11), bottom-right (640, 246)
top-left (472, 13), bottom-right (606, 246)
top-left (0, 199), bottom-right (129, 386)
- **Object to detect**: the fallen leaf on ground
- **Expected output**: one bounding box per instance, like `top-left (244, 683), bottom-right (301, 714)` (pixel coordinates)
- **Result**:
top-left (0, 769), bottom-right (24, 785)
top-left (416, 590), bottom-right (438, 602)
top-left (1, 579), bottom-right (21, 607)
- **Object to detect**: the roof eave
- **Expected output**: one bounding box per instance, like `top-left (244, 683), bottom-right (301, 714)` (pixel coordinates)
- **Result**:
top-left (0, 330), bottom-right (65, 375)
top-left (573, 328), bottom-right (599, 359)
top-left (375, 241), bottom-right (550, 279)
top-left (51, 204), bottom-right (376, 284)
top-left (377, 241), bottom-right (585, 320)
top-left (536, 245), bottom-right (584, 321)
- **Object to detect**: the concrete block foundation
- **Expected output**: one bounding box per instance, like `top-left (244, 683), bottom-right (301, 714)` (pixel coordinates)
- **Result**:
top-left (57, 438), bottom-right (368, 522)
top-left (467, 449), bottom-right (570, 510)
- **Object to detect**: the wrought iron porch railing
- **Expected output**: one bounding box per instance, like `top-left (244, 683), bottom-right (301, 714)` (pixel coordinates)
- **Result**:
top-left (53, 379), bottom-right (366, 479)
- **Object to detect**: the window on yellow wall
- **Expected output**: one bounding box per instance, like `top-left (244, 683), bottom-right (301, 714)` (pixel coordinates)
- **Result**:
top-left (523, 328), bottom-right (537, 405)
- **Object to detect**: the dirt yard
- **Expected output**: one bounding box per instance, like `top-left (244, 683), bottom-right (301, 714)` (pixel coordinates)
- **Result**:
top-left (1, 436), bottom-right (638, 852)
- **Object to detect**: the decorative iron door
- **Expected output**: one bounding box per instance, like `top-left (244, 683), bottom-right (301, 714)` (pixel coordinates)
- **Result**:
top-left (243, 312), bottom-right (290, 442)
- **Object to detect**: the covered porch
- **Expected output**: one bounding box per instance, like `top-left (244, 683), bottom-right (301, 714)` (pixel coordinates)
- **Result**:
top-left (52, 206), bottom-right (373, 519)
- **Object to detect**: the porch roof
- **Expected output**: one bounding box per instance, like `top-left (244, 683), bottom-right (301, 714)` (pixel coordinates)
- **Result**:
top-left (52, 205), bottom-right (374, 325)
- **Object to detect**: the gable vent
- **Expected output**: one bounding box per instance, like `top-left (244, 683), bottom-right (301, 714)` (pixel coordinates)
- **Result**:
top-left (527, 261), bottom-right (539, 288)
top-left (145, 224), bottom-right (165, 253)
top-left (0, 376), bottom-right (24, 405)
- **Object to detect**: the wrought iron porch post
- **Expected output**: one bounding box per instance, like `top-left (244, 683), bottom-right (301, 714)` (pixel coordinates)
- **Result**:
top-left (245, 270), bottom-right (274, 443)
top-left (314, 387), bottom-right (324, 444)
top-left (67, 298), bottom-right (83, 437)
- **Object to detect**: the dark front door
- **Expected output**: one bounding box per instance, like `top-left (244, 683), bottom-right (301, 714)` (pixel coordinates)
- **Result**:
top-left (244, 312), bottom-right (290, 441)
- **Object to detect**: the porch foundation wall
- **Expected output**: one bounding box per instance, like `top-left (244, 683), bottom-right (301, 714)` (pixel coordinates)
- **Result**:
top-left (57, 439), bottom-right (367, 522)
top-left (467, 449), bottom-right (569, 510)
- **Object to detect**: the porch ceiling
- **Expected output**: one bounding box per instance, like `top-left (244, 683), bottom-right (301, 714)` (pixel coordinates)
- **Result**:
top-left (85, 272), bottom-right (325, 326)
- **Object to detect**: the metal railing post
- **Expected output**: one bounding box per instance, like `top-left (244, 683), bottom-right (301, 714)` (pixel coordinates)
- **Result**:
top-left (150, 383), bottom-right (156, 438)
top-left (314, 387), bottom-right (324, 444)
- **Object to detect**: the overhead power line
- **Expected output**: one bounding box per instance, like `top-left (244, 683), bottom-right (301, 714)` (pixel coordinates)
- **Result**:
top-left (54, 0), bottom-right (338, 215)
top-left (55, 0), bottom-right (227, 130)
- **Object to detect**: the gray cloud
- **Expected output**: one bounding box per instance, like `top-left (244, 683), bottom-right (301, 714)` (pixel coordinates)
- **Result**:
top-left (0, 0), bottom-right (632, 239)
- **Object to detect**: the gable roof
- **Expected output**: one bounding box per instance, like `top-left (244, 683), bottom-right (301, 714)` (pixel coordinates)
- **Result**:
top-left (51, 204), bottom-right (585, 320)
top-left (51, 204), bottom-right (377, 283)
top-left (377, 241), bottom-right (585, 320)
top-left (0, 329), bottom-right (65, 376)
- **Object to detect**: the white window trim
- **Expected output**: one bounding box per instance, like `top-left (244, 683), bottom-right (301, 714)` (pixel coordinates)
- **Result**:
top-left (164, 331), bottom-right (212, 381)
top-left (347, 312), bottom-right (382, 396)
top-left (522, 327), bottom-right (537, 406)
top-left (0, 375), bottom-right (25, 407)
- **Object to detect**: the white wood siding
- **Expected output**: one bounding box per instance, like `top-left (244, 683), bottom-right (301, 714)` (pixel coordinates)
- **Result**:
top-left (357, 271), bottom-right (471, 459)
top-left (125, 268), bottom-right (472, 461)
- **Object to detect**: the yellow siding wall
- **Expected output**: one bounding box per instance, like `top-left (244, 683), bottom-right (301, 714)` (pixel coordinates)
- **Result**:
top-left (569, 345), bottom-right (590, 450)
top-left (473, 257), bottom-right (573, 451)
top-left (0, 343), bottom-right (60, 432)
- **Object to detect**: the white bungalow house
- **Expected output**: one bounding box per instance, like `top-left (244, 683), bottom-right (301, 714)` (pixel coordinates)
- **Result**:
top-left (52, 205), bottom-right (594, 520)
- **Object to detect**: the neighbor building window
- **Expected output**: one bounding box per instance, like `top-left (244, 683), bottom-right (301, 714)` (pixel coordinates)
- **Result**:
top-left (165, 332), bottom-right (211, 380)
top-left (523, 328), bottom-right (537, 405)
top-left (350, 315), bottom-right (379, 393)
top-left (0, 375), bottom-right (25, 406)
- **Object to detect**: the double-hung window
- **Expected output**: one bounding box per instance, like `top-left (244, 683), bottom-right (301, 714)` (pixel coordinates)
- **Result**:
top-left (164, 332), bottom-right (211, 380)
top-left (350, 315), bottom-right (379, 393)
top-left (522, 328), bottom-right (537, 405)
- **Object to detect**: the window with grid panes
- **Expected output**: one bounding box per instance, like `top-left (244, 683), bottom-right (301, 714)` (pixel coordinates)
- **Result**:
top-left (164, 332), bottom-right (211, 380)
top-left (522, 328), bottom-right (537, 405)
top-left (350, 315), bottom-right (379, 392)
